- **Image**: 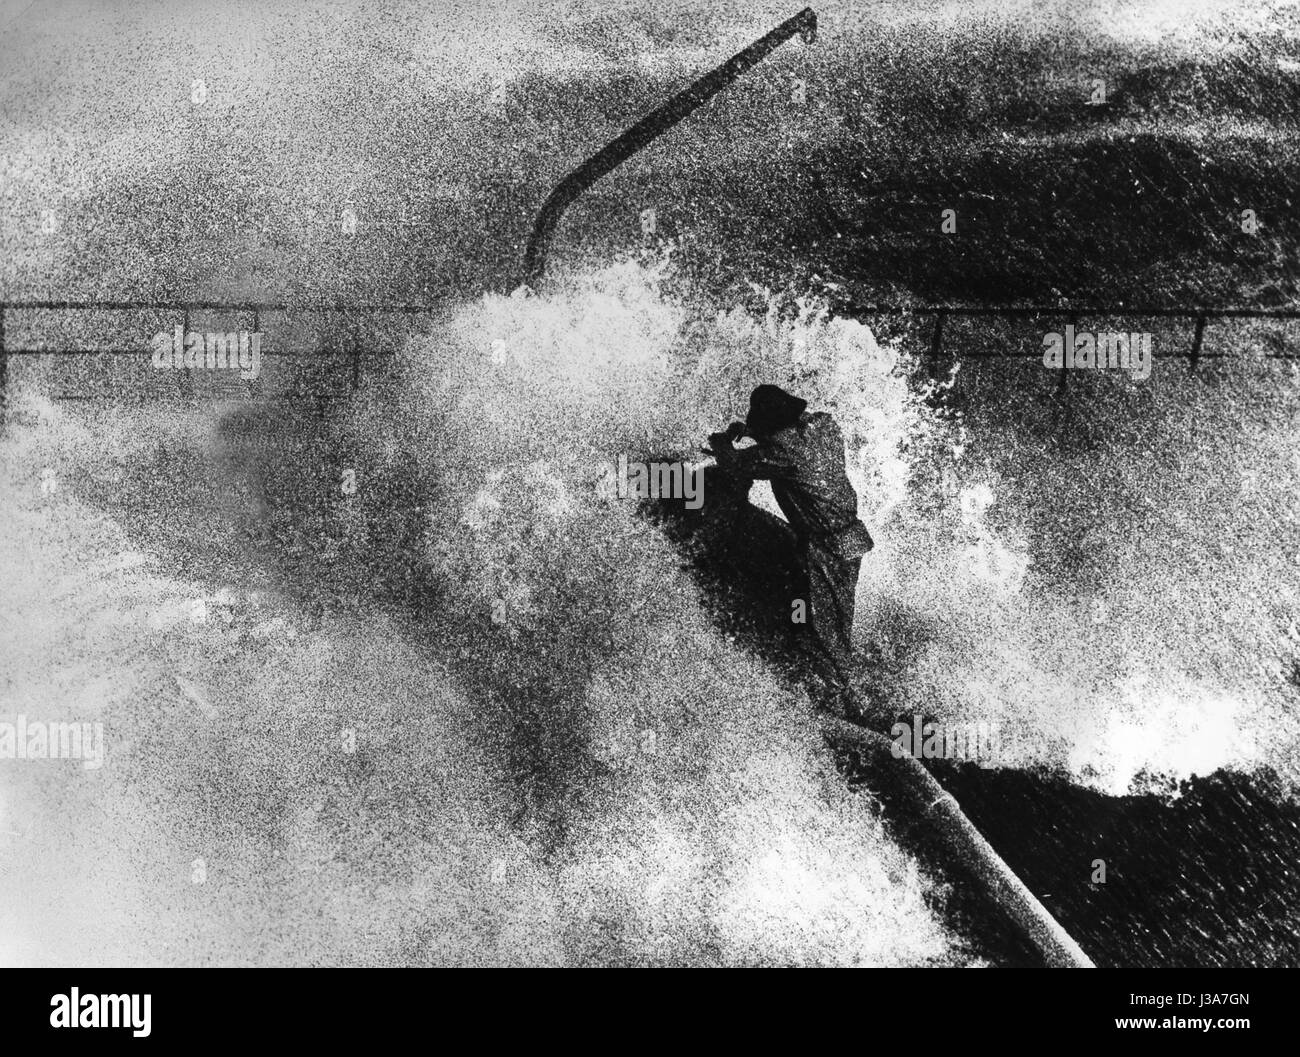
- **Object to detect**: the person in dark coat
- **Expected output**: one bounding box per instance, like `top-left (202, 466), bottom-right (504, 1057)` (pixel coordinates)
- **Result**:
top-left (709, 385), bottom-right (873, 715)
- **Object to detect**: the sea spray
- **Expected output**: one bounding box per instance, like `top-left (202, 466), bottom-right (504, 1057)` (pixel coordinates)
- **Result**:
top-left (4, 251), bottom-right (1298, 965)
top-left (861, 343), bottom-right (1300, 795)
top-left (0, 314), bottom-right (961, 966)
top-left (341, 257), bottom-right (961, 964)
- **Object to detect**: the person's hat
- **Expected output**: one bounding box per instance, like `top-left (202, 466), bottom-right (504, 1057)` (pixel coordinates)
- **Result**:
top-left (745, 385), bottom-right (807, 436)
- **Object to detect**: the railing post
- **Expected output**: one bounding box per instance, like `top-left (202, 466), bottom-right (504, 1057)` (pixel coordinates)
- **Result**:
top-left (1190, 313), bottom-right (1206, 373)
top-left (179, 307), bottom-right (194, 399)
top-left (1056, 314), bottom-right (1074, 398)
top-left (351, 316), bottom-right (361, 392)
top-left (930, 309), bottom-right (946, 357)
top-left (250, 307), bottom-right (261, 397)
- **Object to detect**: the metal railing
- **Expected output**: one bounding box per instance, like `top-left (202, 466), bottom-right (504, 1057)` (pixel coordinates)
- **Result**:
top-left (0, 297), bottom-right (1295, 412)
top-left (0, 300), bottom-right (425, 408)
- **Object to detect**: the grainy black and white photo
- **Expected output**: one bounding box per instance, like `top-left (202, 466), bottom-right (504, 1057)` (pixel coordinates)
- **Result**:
top-left (1, 0), bottom-right (1297, 988)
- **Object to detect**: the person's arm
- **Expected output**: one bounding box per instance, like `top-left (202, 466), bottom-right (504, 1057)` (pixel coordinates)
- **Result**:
top-left (709, 425), bottom-right (797, 481)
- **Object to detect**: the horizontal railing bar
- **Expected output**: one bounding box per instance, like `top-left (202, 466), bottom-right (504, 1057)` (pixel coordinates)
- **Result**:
top-left (1, 348), bottom-right (397, 357)
top-left (847, 305), bottom-right (1300, 320)
top-left (2, 300), bottom-right (1298, 319)
top-left (49, 392), bottom-right (353, 401)
top-left (8, 351), bottom-right (1293, 365)
top-left (934, 352), bottom-right (1300, 361)
top-left (8, 354), bottom-right (1294, 362)
top-left (0, 301), bottom-right (444, 313)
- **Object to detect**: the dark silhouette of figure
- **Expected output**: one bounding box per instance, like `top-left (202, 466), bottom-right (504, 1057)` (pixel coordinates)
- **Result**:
top-left (709, 385), bottom-right (873, 714)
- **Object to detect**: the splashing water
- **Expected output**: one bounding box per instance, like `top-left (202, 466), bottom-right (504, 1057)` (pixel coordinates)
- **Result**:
top-left (0, 258), bottom-right (967, 966)
top-left (3, 241), bottom-right (1298, 964)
